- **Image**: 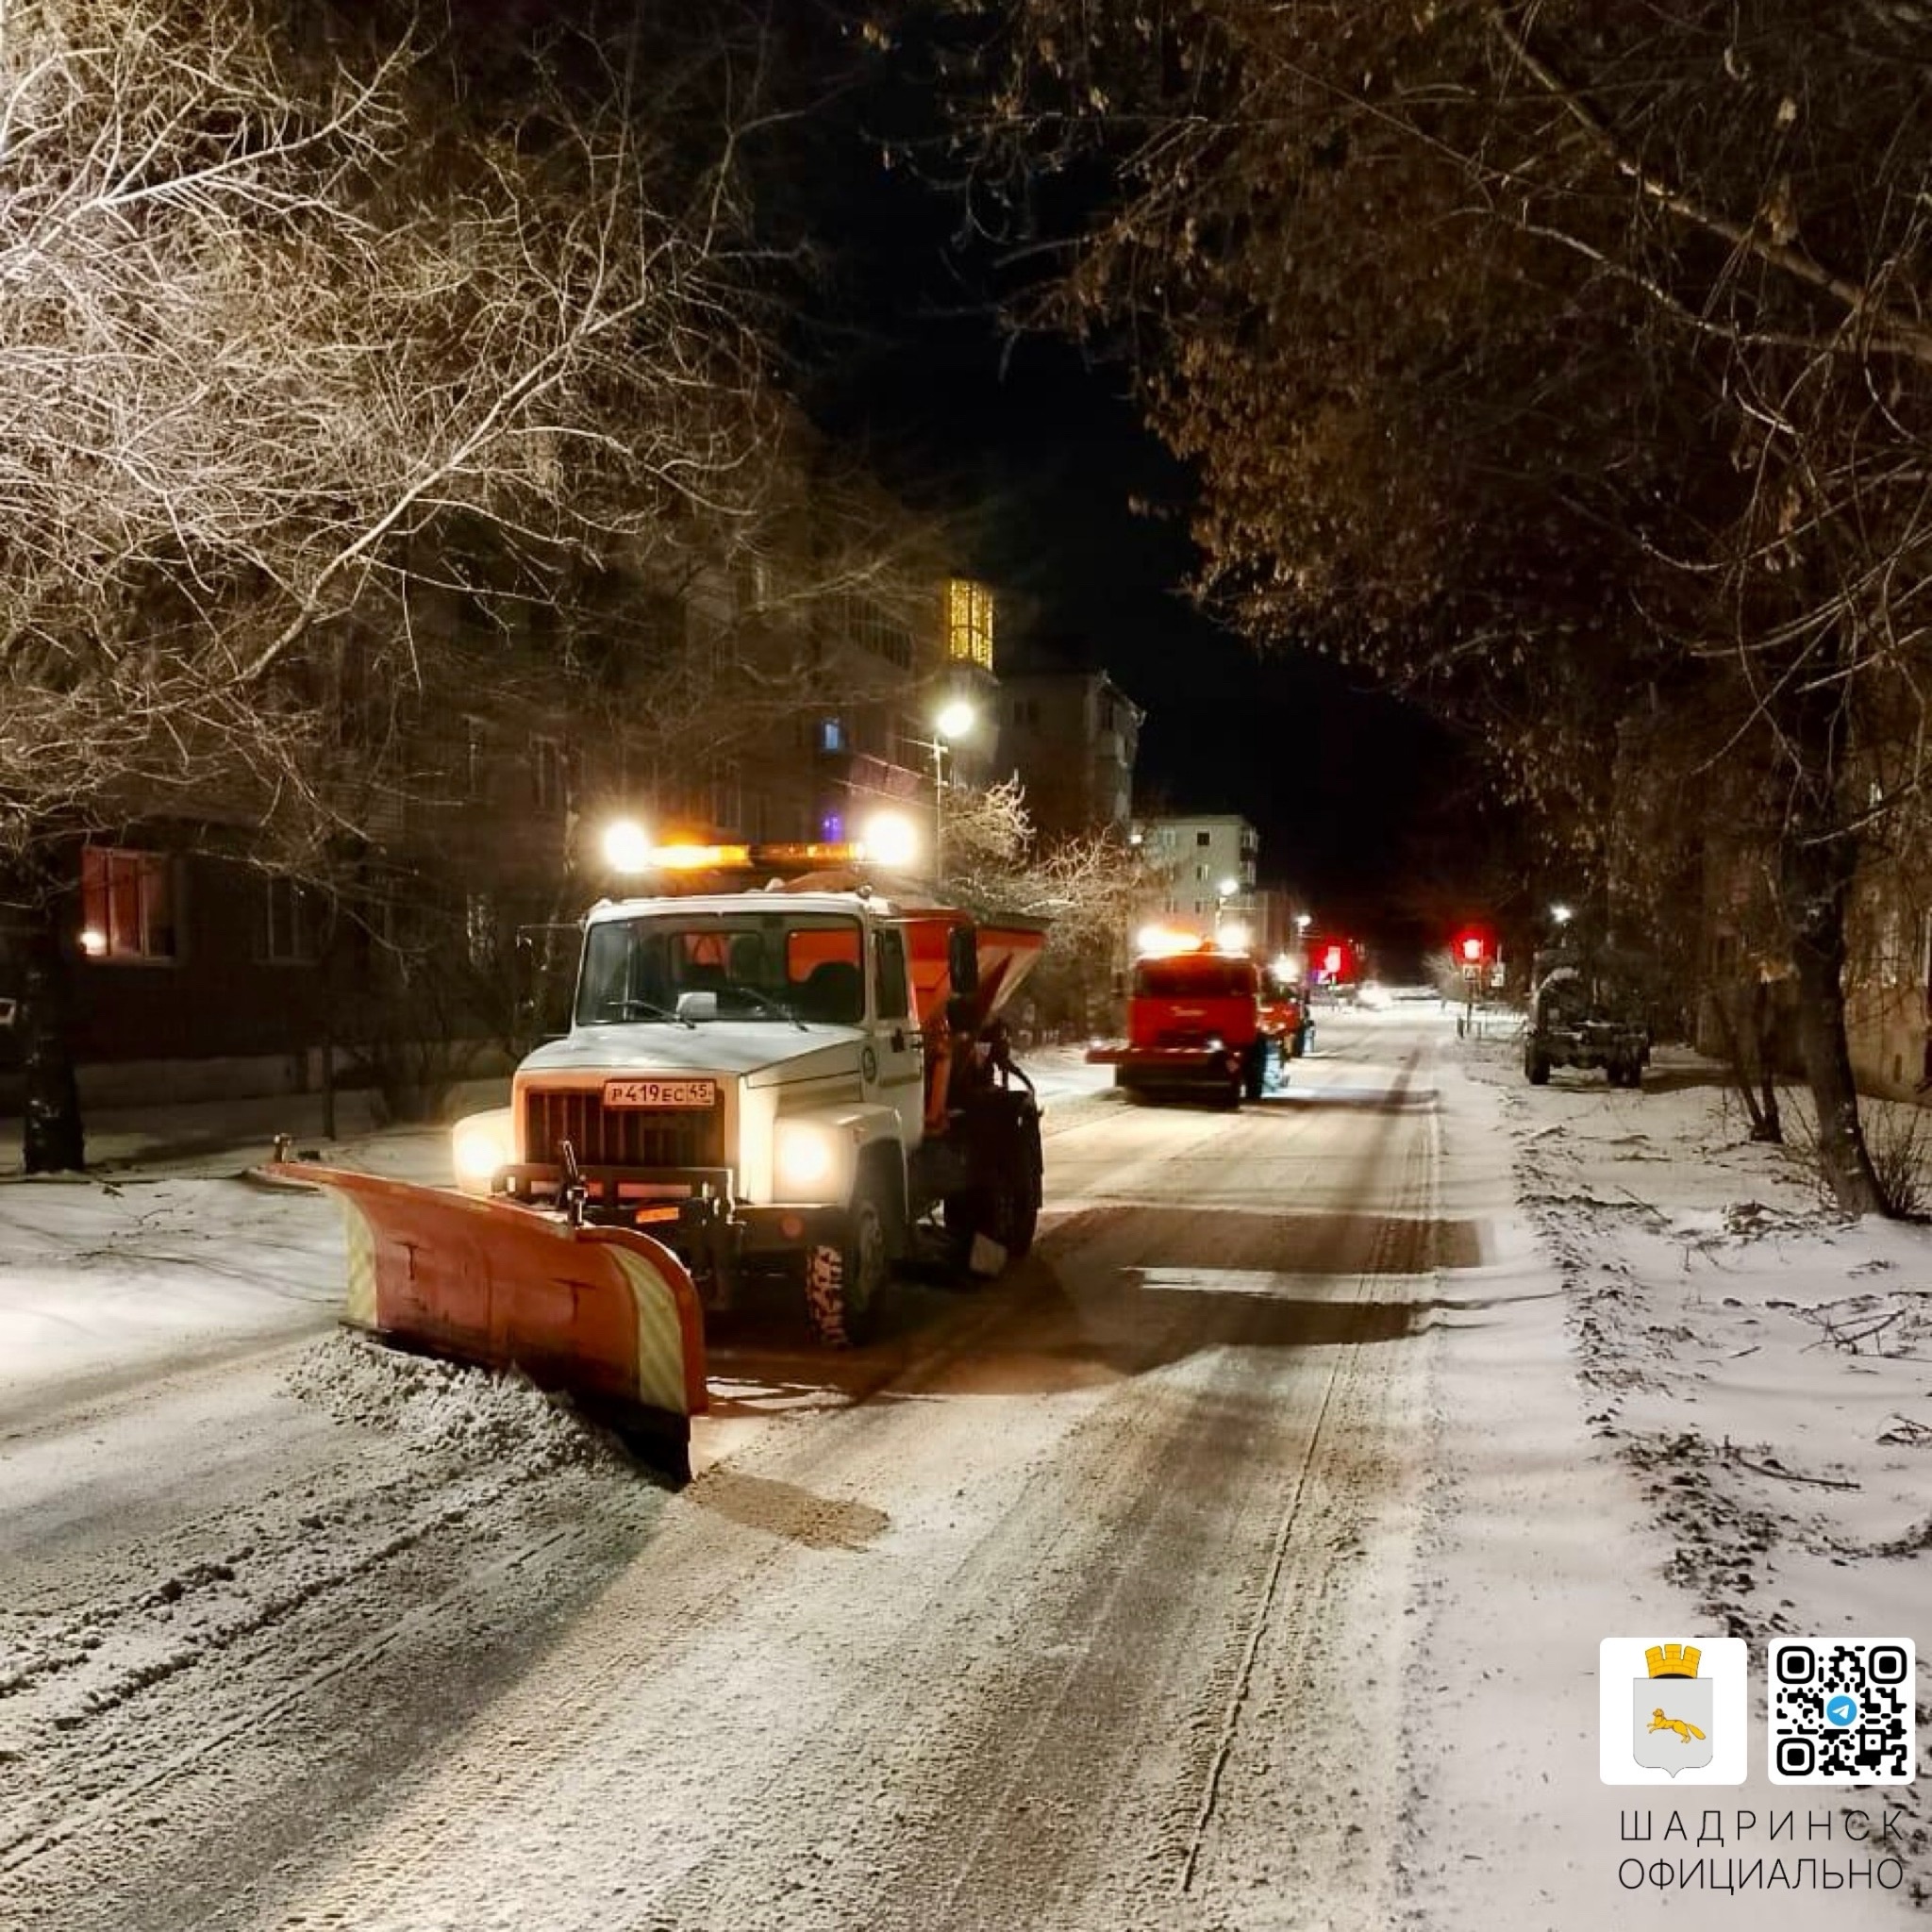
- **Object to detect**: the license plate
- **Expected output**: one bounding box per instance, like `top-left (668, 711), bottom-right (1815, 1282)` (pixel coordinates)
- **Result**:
top-left (602, 1077), bottom-right (718, 1108)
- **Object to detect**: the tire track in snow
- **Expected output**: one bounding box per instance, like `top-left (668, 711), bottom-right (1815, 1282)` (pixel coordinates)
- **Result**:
top-left (0, 1340), bottom-right (670, 1931)
top-left (245, 1050), bottom-right (1442, 1932)
top-left (8, 1022), bottom-right (1441, 1932)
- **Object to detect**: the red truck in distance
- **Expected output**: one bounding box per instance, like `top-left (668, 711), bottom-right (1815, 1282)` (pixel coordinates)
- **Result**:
top-left (1088, 941), bottom-right (1286, 1105)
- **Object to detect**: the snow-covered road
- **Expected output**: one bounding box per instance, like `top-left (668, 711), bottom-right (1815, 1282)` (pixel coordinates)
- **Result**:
top-left (2, 1013), bottom-right (1925, 1928)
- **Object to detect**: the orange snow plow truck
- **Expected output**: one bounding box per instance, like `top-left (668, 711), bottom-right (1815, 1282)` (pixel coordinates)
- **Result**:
top-left (1087, 940), bottom-right (1285, 1105)
top-left (276, 859), bottom-right (1046, 1478)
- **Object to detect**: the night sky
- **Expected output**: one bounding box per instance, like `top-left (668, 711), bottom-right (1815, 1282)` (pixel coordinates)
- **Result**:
top-left (790, 69), bottom-right (1489, 961)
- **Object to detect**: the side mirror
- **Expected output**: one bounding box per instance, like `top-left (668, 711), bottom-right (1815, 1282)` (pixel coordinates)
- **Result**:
top-left (948, 924), bottom-right (979, 998)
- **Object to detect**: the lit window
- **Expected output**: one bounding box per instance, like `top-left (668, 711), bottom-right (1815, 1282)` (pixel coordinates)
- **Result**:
top-left (81, 848), bottom-right (175, 960)
top-left (945, 578), bottom-right (994, 670)
top-left (820, 717), bottom-right (847, 754)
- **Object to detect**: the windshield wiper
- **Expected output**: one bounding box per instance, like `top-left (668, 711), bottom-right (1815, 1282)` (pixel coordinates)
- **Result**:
top-left (605, 996), bottom-right (695, 1028)
top-left (719, 982), bottom-right (807, 1029)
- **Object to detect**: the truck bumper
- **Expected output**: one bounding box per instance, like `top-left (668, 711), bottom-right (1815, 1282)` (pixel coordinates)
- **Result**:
top-left (494, 1162), bottom-right (848, 1297)
top-left (1087, 1045), bottom-right (1248, 1091)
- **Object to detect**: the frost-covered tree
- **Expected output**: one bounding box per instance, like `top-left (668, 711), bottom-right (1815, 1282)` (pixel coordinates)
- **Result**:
top-left (0, 0), bottom-right (797, 1169)
top-left (940, 778), bottom-right (1143, 1033)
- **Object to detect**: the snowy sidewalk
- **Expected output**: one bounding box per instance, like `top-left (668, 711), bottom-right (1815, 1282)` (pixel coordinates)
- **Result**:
top-left (1410, 1034), bottom-right (1930, 1924)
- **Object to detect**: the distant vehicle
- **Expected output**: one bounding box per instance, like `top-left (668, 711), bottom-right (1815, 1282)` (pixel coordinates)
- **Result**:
top-left (1261, 967), bottom-right (1313, 1058)
top-left (1089, 941), bottom-right (1283, 1105)
top-left (1524, 949), bottom-right (1654, 1089)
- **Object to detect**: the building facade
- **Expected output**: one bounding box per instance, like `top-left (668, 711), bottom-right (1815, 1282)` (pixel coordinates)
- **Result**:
top-left (0, 516), bottom-right (1005, 1110)
top-left (997, 668), bottom-right (1144, 838)
top-left (1133, 814), bottom-right (1260, 945)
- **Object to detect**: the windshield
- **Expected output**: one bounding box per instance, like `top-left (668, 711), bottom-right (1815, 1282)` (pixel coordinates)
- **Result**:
top-left (575, 911), bottom-right (866, 1025)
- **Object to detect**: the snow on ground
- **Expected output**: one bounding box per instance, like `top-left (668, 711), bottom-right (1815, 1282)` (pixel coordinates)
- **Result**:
top-left (1408, 1009), bottom-right (1931, 1919)
top-left (0, 1081), bottom-right (499, 1411)
top-left (3, 1015), bottom-right (1927, 1924)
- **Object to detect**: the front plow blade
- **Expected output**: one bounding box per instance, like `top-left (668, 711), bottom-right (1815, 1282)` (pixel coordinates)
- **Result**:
top-left (272, 1164), bottom-right (708, 1481)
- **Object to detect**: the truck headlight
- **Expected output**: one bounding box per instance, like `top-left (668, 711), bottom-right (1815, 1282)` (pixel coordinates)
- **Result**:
top-left (451, 1108), bottom-right (515, 1194)
top-left (774, 1120), bottom-right (841, 1195)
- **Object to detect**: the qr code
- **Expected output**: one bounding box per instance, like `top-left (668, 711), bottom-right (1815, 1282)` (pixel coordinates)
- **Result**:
top-left (1768, 1639), bottom-right (1917, 1784)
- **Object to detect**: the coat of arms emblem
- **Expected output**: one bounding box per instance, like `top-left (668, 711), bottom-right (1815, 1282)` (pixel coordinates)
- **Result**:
top-left (1632, 1641), bottom-right (1715, 1774)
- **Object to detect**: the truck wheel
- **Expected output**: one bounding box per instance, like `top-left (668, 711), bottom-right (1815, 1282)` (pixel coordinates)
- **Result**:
top-left (945, 1107), bottom-right (1042, 1265)
top-left (953, 1169), bottom-right (1041, 1262)
top-left (1242, 1041), bottom-right (1269, 1101)
top-left (1525, 1045), bottom-right (1551, 1086)
top-left (805, 1176), bottom-right (891, 1348)
top-left (1001, 1115), bottom-right (1043, 1257)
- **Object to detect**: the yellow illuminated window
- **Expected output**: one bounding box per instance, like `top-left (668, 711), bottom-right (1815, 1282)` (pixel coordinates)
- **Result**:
top-left (945, 578), bottom-right (994, 670)
top-left (80, 847), bottom-right (175, 960)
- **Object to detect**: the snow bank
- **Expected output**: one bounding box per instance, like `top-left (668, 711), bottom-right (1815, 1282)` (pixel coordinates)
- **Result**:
top-left (284, 1332), bottom-right (631, 1475)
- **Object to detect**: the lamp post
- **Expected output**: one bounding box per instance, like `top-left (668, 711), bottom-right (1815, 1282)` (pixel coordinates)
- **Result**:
top-left (1215, 874), bottom-right (1240, 941)
top-left (931, 698), bottom-right (975, 885)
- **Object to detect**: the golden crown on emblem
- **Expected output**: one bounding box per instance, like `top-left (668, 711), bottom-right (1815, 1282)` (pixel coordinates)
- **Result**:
top-left (1645, 1642), bottom-right (1702, 1679)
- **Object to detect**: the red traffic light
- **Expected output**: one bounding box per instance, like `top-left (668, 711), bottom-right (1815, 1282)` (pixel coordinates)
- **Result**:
top-left (1324, 943), bottom-right (1344, 976)
top-left (1459, 933), bottom-right (1485, 964)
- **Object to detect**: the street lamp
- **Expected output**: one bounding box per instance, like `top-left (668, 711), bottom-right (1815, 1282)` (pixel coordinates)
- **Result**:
top-left (1214, 874), bottom-right (1241, 941)
top-left (931, 698), bottom-right (975, 884)
top-left (1551, 903), bottom-right (1574, 928)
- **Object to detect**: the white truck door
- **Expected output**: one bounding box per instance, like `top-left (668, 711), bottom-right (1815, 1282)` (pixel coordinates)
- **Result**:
top-left (869, 923), bottom-right (925, 1146)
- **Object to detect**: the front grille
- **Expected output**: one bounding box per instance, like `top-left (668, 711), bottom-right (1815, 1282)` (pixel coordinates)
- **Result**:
top-left (523, 1089), bottom-right (725, 1171)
